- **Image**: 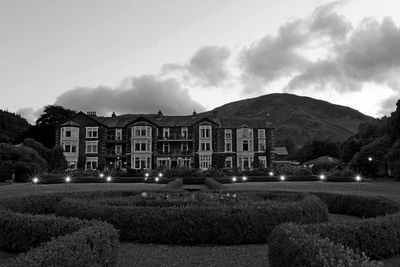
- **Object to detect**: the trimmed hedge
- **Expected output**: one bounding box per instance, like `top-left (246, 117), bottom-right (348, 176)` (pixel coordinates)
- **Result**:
top-left (0, 209), bottom-right (89, 253)
top-left (163, 178), bottom-right (183, 190)
top-left (2, 222), bottom-right (119, 267)
top-left (204, 178), bottom-right (228, 190)
top-left (55, 194), bottom-right (328, 244)
top-left (269, 223), bottom-right (382, 267)
top-left (304, 213), bottom-right (400, 259)
top-left (311, 192), bottom-right (399, 218)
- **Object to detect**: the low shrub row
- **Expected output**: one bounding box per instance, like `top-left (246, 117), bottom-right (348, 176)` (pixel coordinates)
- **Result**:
top-left (55, 194), bottom-right (328, 244)
top-left (269, 223), bottom-right (382, 267)
top-left (2, 222), bottom-right (119, 267)
top-left (0, 209), bottom-right (89, 253)
top-left (311, 192), bottom-right (399, 218)
top-left (204, 178), bottom-right (228, 190)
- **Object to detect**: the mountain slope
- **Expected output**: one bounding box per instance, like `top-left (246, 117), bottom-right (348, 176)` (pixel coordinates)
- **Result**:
top-left (201, 93), bottom-right (373, 146)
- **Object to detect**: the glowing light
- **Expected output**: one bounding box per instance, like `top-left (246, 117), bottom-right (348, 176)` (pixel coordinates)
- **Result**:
top-left (32, 177), bottom-right (39, 184)
top-left (355, 175), bottom-right (362, 182)
top-left (269, 171), bottom-right (274, 176)
top-left (232, 176), bottom-right (237, 182)
top-left (319, 174), bottom-right (326, 181)
top-left (106, 176), bottom-right (112, 182)
top-left (158, 173), bottom-right (163, 177)
top-left (65, 176), bottom-right (71, 183)
top-left (368, 157), bottom-right (373, 162)
top-left (155, 177), bottom-right (159, 182)
top-left (99, 173), bottom-right (104, 178)
top-left (280, 175), bottom-right (285, 181)
top-left (145, 173), bottom-right (149, 177)
top-left (242, 176), bottom-right (247, 182)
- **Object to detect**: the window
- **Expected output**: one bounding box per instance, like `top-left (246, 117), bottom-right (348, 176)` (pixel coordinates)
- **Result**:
top-left (200, 155), bottom-right (212, 170)
top-left (181, 127), bottom-right (188, 138)
top-left (157, 157), bottom-right (170, 168)
top-left (180, 157), bottom-right (191, 167)
top-left (258, 129), bottom-right (265, 139)
top-left (163, 128), bottom-right (170, 138)
top-left (132, 156), bottom-right (151, 170)
top-left (224, 129), bottom-right (232, 139)
top-left (115, 129), bottom-right (122, 140)
top-left (67, 161), bottom-right (77, 169)
top-left (243, 140), bottom-right (249, 151)
top-left (85, 141), bottom-right (98, 154)
top-left (86, 127), bottom-right (98, 138)
top-left (133, 140), bottom-right (151, 152)
top-left (132, 126), bottom-right (151, 138)
top-left (199, 125), bottom-right (211, 138)
top-left (115, 145), bottom-right (122, 155)
top-left (238, 156), bottom-right (254, 170)
top-left (258, 156), bottom-right (267, 168)
top-left (225, 157), bottom-right (232, 168)
top-left (85, 157), bottom-right (98, 170)
top-left (181, 142), bottom-right (188, 151)
top-left (200, 140), bottom-right (211, 151)
top-left (258, 140), bottom-right (266, 152)
top-left (237, 128), bottom-right (253, 138)
top-left (65, 144), bottom-right (71, 152)
top-left (225, 140), bottom-right (232, 152)
top-left (61, 127), bottom-right (79, 139)
top-left (163, 143), bottom-right (170, 153)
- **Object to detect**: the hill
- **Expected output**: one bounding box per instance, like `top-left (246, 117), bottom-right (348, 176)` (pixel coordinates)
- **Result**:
top-left (201, 93), bottom-right (373, 146)
top-left (0, 109), bottom-right (30, 143)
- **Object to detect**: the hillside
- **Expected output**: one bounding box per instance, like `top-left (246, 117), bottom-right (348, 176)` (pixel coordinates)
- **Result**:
top-left (201, 93), bottom-right (373, 146)
top-left (0, 109), bottom-right (30, 143)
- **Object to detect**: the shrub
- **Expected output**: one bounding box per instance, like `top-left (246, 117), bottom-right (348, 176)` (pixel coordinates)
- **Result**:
top-left (311, 192), bottom-right (399, 218)
top-left (269, 223), bottom-right (382, 267)
top-left (2, 223), bottom-right (119, 267)
top-left (204, 178), bottom-right (228, 190)
top-left (163, 178), bottom-right (183, 190)
top-left (0, 209), bottom-right (89, 253)
top-left (0, 193), bottom-right (68, 214)
top-left (55, 194), bottom-right (328, 245)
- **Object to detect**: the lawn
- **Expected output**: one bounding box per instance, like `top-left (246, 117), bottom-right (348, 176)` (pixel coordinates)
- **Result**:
top-left (0, 180), bottom-right (399, 266)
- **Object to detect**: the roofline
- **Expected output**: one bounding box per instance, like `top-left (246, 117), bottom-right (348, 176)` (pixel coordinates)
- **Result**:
top-left (57, 111), bottom-right (107, 128)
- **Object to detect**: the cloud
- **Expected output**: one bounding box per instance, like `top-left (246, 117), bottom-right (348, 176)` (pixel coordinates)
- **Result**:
top-left (163, 46), bottom-right (231, 87)
top-left (378, 94), bottom-right (400, 117)
top-left (55, 75), bottom-right (205, 116)
top-left (17, 107), bottom-right (43, 124)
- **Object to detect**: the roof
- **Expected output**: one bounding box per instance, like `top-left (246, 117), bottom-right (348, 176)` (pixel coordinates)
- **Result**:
top-left (303, 155), bottom-right (340, 165)
top-left (274, 147), bottom-right (288, 156)
top-left (60, 121), bottom-right (80, 127)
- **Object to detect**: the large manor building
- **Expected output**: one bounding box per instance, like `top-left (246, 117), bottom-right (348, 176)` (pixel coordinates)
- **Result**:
top-left (56, 111), bottom-right (274, 171)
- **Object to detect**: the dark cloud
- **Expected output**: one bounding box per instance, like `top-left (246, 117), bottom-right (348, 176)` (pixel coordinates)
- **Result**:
top-left (240, 0), bottom-right (351, 93)
top-left (55, 75), bottom-right (205, 116)
top-left (163, 46), bottom-right (230, 87)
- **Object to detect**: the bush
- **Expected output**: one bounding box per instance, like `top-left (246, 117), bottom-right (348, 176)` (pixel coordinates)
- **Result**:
top-left (3, 223), bottom-right (119, 267)
top-left (311, 192), bottom-right (399, 218)
top-left (269, 223), bottom-right (382, 267)
top-left (163, 178), bottom-right (183, 190)
top-left (204, 178), bottom-right (228, 190)
top-left (0, 209), bottom-right (89, 253)
top-left (55, 193), bottom-right (328, 245)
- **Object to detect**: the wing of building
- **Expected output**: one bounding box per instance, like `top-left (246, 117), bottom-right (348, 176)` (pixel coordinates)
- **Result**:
top-left (55, 111), bottom-right (274, 171)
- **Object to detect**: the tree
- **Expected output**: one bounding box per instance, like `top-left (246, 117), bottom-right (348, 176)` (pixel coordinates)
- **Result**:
top-left (387, 139), bottom-right (400, 180)
top-left (77, 155), bottom-right (86, 170)
top-left (48, 145), bottom-right (67, 171)
top-left (388, 99), bottom-right (400, 143)
top-left (22, 138), bottom-right (50, 162)
top-left (294, 139), bottom-right (340, 163)
top-left (340, 136), bottom-right (363, 163)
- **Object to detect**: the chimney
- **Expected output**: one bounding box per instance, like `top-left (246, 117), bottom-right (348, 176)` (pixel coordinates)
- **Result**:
top-left (157, 110), bottom-right (163, 117)
top-left (192, 110), bottom-right (197, 120)
top-left (111, 112), bottom-right (116, 118)
top-left (87, 111), bottom-right (97, 117)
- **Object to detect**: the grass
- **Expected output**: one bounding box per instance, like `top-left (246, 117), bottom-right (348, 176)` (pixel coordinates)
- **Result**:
top-left (1, 180), bottom-right (399, 266)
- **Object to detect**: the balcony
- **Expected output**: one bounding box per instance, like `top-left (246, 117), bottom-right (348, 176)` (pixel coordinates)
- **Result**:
top-left (154, 149), bottom-right (194, 156)
top-left (106, 136), bottom-right (125, 142)
top-left (105, 151), bottom-right (126, 158)
top-left (155, 134), bottom-right (193, 141)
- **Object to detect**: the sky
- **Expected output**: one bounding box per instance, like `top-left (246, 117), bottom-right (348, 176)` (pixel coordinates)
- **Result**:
top-left (1, 0), bottom-right (400, 123)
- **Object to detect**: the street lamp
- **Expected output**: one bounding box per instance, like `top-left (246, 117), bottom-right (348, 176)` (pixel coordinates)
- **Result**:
top-left (280, 175), bottom-right (285, 181)
top-left (65, 176), bottom-right (71, 183)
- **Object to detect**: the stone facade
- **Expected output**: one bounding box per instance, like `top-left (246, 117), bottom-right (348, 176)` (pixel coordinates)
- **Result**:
top-left (56, 111), bottom-right (275, 171)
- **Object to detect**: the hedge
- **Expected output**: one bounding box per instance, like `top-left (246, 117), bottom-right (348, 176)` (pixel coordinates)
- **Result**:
top-left (1, 222), bottom-right (119, 267)
top-left (55, 194), bottom-right (328, 244)
top-left (163, 178), bottom-right (183, 190)
top-left (269, 223), bottom-right (382, 267)
top-left (204, 178), bottom-right (228, 190)
top-left (0, 209), bottom-right (89, 253)
top-left (311, 192), bottom-right (399, 218)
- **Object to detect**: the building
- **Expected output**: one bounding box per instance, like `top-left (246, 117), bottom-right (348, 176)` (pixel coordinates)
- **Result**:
top-left (56, 111), bottom-right (274, 171)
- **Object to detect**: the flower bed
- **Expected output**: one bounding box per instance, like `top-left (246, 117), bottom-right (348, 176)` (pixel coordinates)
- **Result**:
top-left (55, 191), bottom-right (329, 245)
